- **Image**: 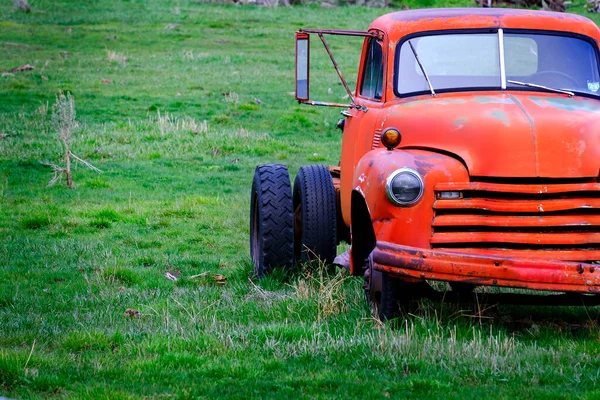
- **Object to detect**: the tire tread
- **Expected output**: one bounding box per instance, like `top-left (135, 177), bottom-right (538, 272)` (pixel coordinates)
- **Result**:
top-left (250, 164), bottom-right (294, 277)
top-left (294, 165), bottom-right (337, 263)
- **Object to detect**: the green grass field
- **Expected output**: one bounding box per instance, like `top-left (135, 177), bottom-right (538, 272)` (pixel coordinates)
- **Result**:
top-left (1, 1), bottom-right (600, 398)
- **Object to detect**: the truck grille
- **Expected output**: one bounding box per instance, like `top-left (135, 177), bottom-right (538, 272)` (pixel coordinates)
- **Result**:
top-left (372, 129), bottom-right (382, 149)
top-left (432, 180), bottom-right (600, 261)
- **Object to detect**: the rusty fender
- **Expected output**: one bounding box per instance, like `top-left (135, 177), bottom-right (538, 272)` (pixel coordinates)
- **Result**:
top-left (351, 148), bottom-right (468, 247)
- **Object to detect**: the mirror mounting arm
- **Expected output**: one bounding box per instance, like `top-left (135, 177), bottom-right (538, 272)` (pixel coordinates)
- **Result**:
top-left (316, 33), bottom-right (361, 111)
top-left (296, 28), bottom-right (378, 113)
top-left (299, 99), bottom-right (367, 112)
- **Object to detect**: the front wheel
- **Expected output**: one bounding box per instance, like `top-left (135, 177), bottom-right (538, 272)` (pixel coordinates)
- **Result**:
top-left (250, 164), bottom-right (294, 278)
top-left (364, 255), bottom-right (417, 320)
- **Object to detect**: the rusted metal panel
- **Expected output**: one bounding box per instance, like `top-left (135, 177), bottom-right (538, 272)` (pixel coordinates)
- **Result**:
top-left (435, 182), bottom-right (600, 194)
top-left (434, 198), bottom-right (600, 213)
top-left (372, 241), bottom-right (600, 293)
top-left (430, 179), bottom-right (600, 261)
top-left (433, 247), bottom-right (600, 261)
top-left (432, 215), bottom-right (600, 228)
top-left (430, 232), bottom-right (600, 246)
top-left (379, 93), bottom-right (600, 179)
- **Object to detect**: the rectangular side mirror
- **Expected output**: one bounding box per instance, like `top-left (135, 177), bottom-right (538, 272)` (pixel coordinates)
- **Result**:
top-left (296, 32), bottom-right (309, 101)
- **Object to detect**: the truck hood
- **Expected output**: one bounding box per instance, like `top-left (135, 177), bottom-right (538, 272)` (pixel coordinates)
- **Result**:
top-left (386, 92), bottom-right (600, 178)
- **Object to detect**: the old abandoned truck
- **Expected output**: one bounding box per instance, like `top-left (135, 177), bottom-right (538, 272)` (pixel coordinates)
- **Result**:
top-left (250, 8), bottom-right (600, 319)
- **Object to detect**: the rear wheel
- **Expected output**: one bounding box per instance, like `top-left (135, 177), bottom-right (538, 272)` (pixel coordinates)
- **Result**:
top-left (250, 164), bottom-right (294, 278)
top-left (293, 165), bottom-right (337, 264)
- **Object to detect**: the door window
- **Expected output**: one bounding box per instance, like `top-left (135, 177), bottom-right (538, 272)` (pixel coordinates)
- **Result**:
top-left (360, 38), bottom-right (384, 100)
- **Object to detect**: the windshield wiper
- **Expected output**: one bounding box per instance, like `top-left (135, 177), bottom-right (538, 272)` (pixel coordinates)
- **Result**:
top-left (507, 80), bottom-right (574, 97)
top-left (408, 40), bottom-right (436, 96)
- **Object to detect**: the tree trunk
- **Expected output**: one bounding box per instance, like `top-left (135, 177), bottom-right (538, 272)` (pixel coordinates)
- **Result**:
top-left (66, 148), bottom-right (72, 188)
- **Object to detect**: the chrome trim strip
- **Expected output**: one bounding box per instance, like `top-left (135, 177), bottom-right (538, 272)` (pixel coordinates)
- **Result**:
top-left (499, 28), bottom-right (506, 90)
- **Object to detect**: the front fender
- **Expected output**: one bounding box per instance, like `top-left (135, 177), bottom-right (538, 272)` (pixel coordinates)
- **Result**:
top-left (352, 148), bottom-right (469, 249)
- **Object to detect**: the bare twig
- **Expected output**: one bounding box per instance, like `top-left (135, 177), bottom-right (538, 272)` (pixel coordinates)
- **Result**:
top-left (190, 272), bottom-right (227, 283)
top-left (39, 161), bottom-right (66, 187)
top-left (70, 152), bottom-right (102, 173)
top-left (23, 339), bottom-right (36, 371)
top-left (10, 64), bottom-right (34, 72)
top-left (164, 272), bottom-right (178, 281)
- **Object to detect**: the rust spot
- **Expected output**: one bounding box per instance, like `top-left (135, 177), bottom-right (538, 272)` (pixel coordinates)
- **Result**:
top-left (473, 96), bottom-right (513, 104)
top-left (454, 117), bottom-right (468, 128)
top-left (488, 109), bottom-right (510, 127)
top-left (414, 158), bottom-right (435, 172)
top-left (529, 97), bottom-right (600, 113)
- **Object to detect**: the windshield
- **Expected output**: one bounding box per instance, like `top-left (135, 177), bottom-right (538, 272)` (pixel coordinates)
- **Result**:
top-left (396, 31), bottom-right (600, 97)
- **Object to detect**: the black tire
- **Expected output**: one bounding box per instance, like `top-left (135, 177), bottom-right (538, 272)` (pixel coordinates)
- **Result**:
top-left (293, 165), bottom-right (337, 264)
top-left (379, 272), bottom-right (404, 320)
top-left (364, 255), bottom-right (416, 320)
top-left (250, 164), bottom-right (294, 278)
top-left (449, 282), bottom-right (476, 294)
top-left (363, 254), bottom-right (383, 315)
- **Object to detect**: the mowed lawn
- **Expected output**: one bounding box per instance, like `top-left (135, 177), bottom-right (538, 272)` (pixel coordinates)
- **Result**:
top-left (1, 1), bottom-right (600, 398)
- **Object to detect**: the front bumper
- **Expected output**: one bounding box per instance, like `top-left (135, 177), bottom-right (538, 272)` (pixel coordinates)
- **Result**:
top-left (372, 241), bottom-right (600, 293)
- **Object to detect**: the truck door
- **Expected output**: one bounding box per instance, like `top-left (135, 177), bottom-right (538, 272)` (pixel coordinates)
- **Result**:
top-left (340, 34), bottom-right (386, 226)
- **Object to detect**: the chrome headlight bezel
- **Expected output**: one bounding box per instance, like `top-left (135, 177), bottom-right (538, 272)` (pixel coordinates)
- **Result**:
top-left (385, 168), bottom-right (424, 206)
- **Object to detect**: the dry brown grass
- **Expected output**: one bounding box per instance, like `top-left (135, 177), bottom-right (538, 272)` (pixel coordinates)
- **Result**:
top-left (152, 110), bottom-right (208, 135)
top-left (106, 50), bottom-right (128, 67)
top-left (292, 259), bottom-right (351, 320)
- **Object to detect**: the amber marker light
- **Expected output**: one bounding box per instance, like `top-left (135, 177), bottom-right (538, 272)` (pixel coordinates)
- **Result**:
top-left (381, 128), bottom-right (402, 150)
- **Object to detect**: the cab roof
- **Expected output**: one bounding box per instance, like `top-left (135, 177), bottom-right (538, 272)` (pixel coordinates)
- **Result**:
top-left (370, 8), bottom-right (600, 41)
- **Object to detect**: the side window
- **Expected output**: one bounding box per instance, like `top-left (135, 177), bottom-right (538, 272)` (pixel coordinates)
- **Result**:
top-left (360, 38), bottom-right (384, 100)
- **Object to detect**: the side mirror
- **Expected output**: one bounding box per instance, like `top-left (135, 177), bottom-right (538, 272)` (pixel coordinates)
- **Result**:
top-left (295, 32), bottom-right (309, 101)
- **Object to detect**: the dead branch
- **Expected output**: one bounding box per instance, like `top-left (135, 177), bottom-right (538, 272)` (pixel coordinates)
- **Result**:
top-left (70, 152), bottom-right (102, 174)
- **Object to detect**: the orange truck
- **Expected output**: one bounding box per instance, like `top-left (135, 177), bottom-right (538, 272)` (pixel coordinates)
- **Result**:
top-left (250, 8), bottom-right (600, 319)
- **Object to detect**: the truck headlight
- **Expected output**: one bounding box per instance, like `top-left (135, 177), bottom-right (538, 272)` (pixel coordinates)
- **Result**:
top-left (385, 168), bottom-right (424, 206)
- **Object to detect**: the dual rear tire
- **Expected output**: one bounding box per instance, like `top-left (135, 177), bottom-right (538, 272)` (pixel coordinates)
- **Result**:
top-left (250, 164), bottom-right (294, 277)
top-left (250, 164), bottom-right (337, 277)
top-left (250, 163), bottom-right (412, 321)
top-left (293, 165), bottom-right (337, 264)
